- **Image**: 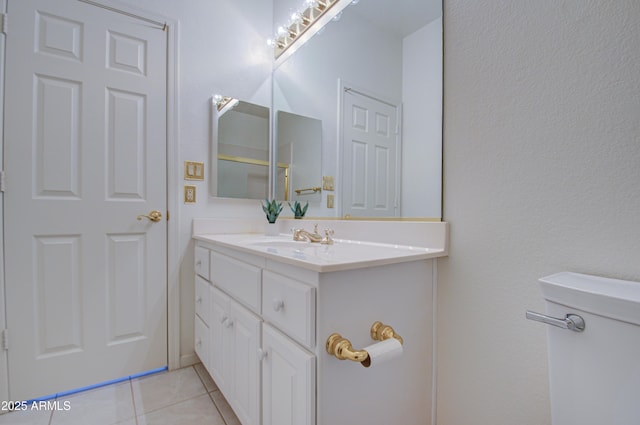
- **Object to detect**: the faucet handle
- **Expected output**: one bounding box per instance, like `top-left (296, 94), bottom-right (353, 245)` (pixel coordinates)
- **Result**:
top-left (321, 228), bottom-right (334, 245)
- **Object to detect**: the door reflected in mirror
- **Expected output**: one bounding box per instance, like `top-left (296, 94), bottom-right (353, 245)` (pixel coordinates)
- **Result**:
top-left (272, 0), bottom-right (442, 219)
top-left (213, 98), bottom-right (270, 200)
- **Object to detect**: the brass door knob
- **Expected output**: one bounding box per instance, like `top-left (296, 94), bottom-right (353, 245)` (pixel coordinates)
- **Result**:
top-left (137, 210), bottom-right (163, 222)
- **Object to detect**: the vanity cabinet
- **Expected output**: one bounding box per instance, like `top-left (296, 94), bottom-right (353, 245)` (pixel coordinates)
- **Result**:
top-left (262, 270), bottom-right (315, 349)
top-left (210, 286), bottom-right (260, 425)
top-left (194, 276), bottom-right (210, 370)
top-left (262, 322), bottom-right (315, 425)
top-left (194, 245), bottom-right (211, 374)
top-left (194, 239), bottom-right (435, 425)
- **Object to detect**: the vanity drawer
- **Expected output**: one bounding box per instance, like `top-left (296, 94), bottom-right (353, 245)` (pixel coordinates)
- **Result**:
top-left (262, 271), bottom-right (316, 348)
top-left (195, 276), bottom-right (210, 324)
top-left (211, 251), bottom-right (261, 314)
top-left (195, 246), bottom-right (210, 281)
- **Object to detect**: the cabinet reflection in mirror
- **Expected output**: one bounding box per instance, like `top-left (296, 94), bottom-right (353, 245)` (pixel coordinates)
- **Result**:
top-left (275, 111), bottom-right (322, 203)
top-left (212, 97), bottom-right (271, 200)
top-left (272, 0), bottom-right (442, 219)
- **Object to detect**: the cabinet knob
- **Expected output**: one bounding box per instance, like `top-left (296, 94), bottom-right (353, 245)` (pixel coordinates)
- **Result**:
top-left (272, 298), bottom-right (285, 312)
top-left (224, 319), bottom-right (234, 329)
top-left (196, 338), bottom-right (201, 347)
top-left (196, 296), bottom-right (202, 304)
top-left (196, 259), bottom-right (202, 267)
top-left (257, 348), bottom-right (268, 361)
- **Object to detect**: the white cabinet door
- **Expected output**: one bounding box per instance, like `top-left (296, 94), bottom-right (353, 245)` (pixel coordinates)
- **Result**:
top-left (210, 287), bottom-right (232, 393)
top-left (210, 286), bottom-right (261, 425)
top-left (229, 302), bottom-right (261, 425)
top-left (262, 324), bottom-right (315, 425)
top-left (194, 316), bottom-right (209, 371)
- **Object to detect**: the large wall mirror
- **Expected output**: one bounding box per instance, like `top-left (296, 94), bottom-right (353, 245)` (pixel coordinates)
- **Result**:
top-left (272, 0), bottom-right (442, 219)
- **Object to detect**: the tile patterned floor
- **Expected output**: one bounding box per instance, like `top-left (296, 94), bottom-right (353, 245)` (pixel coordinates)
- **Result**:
top-left (0, 364), bottom-right (241, 425)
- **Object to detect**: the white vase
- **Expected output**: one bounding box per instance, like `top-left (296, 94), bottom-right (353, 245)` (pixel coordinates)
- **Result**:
top-left (265, 222), bottom-right (279, 236)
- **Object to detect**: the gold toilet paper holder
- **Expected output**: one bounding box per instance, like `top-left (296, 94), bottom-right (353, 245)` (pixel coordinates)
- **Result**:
top-left (326, 321), bottom-right (403, 367)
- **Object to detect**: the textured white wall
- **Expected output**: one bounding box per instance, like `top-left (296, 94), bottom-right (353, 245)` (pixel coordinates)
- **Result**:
top-left (438, 1), bottom-right (640, 424)
top-left (116, 0), bottom-right (273, 365)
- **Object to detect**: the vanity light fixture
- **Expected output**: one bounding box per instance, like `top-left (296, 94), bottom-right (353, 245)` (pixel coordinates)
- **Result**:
top-left (212, 94), bottom-right (239, 116)
top-left (213, 94), bottom-right (232, 111)
top-left (269, 0), bottom-right (343, 60)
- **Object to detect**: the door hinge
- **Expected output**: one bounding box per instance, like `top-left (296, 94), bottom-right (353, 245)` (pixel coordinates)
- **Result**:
top-left (2, 329), bottom-right (8, 351)
top-left (0, 170), bottom-right (5, 192)
top-left (0, 13), bottom-right (7, 35)
top-left (166, 210), bottom-right (170, 221)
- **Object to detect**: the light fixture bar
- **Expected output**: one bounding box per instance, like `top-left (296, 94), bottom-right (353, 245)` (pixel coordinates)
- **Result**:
top-left (213, 95), bottom-right (235, 112)
top-left (273, 0), bottom-right (340, 59)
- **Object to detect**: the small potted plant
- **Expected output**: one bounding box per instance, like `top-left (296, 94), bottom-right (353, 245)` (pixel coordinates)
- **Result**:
top-left (262, 198), bottom-right (283, 235)
top-left (288, 201), bottom-right (309, 219)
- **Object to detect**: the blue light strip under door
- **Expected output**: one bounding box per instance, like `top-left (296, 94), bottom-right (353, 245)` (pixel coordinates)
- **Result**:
top-left (26, 366), bottom-right (168, 403)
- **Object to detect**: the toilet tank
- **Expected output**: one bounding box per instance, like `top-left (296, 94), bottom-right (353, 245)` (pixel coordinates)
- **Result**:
top-left (538, 272), bottom-right (640, 425)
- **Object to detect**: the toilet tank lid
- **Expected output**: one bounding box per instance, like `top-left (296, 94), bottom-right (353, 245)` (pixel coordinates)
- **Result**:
top-left (539, 272), bottom-right (640, 325)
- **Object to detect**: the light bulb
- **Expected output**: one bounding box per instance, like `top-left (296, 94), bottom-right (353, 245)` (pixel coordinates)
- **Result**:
top-left (290, 11), bottom-right (302, 24)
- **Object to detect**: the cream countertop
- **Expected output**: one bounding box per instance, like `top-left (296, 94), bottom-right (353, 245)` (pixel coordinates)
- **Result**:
top-left (192, 232), bottom-right (446, 273)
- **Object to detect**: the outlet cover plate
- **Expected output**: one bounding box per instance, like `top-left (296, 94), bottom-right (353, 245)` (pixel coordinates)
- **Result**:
top-left (327, 194), bottom-right (334, 208)
top-left (184, 185), bottom-right (196, 203)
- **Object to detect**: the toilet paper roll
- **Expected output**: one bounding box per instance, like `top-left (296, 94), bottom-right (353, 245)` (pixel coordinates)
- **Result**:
top-left (361, 338), bottom-right (403, 368)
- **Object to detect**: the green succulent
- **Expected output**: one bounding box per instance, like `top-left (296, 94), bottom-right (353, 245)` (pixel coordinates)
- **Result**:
top-left (288, 201), bottom-right (309, 219)
top-left (261, 199), bottom-right (283, 223)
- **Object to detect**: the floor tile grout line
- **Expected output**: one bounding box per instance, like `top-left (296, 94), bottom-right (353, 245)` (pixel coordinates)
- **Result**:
top-left (193, 365), bottom-right (229, 425)
top-left (133, 392), bottom-right (209, 418)
top-left (46, 394), bottom-right (57, 425)
top-left (192, 364), bottom-right (208, 390)
top-left (193, 363), bottom-right (218, 394)
top-left (9, 366), bottom-right (224, 425)
top-left (127, 378), bottom-right (139, 425)
top-left (130, 367), bottom-right (209, 418)
top-left (207, 390), bottom-right (229, 425)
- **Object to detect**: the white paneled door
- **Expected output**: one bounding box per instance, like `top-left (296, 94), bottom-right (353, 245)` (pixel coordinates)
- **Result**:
top-left (3, 0), bottom-right (167, 400)
top-left (342, 87), bottom-right (400, 218)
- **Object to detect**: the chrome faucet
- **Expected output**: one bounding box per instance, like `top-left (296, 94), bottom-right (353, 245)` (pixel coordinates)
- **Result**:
top-left (292, 224), bottom-right (334, 244)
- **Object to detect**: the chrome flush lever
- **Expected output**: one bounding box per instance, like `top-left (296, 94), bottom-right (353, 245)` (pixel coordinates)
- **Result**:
top-left (526, 311), bottom-right (585, 332)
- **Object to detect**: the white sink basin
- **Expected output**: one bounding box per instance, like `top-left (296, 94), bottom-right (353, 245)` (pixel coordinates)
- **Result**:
top-left (244, 237), bottom-right (311, 249)
top-left (248, 240), bottom-right (311, 249)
